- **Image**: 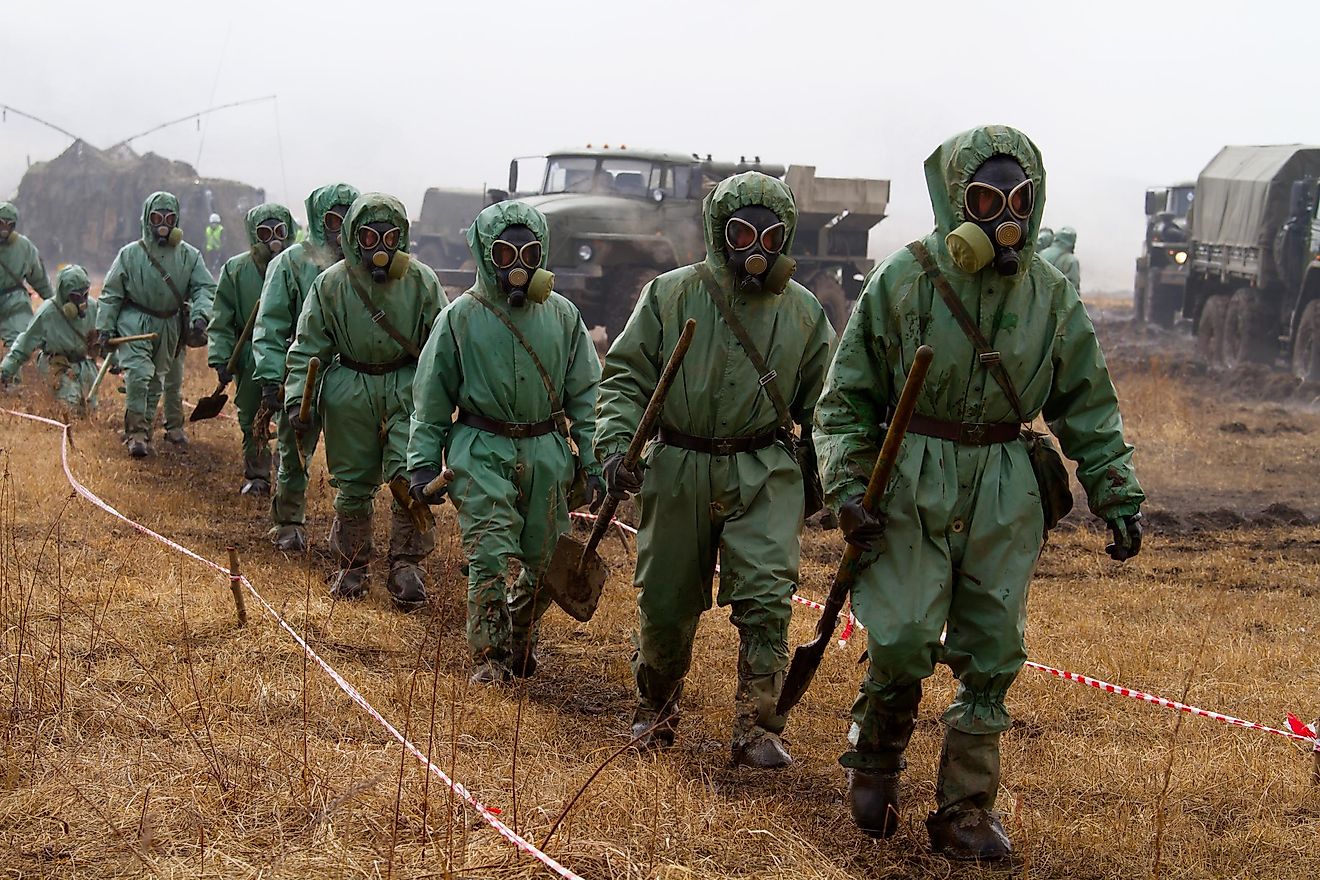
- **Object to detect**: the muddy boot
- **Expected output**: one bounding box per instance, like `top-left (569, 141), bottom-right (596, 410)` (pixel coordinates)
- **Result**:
top-left (733, 730), bottom-right (793, 769)
top-left (241, 450), bottom-right (272, 495)
top-left (272, 523), bottom-right (307, 553)
top-left (926, 729), bottom-right (1010, 861)
top-left (729, 639), bottom-right (791, 768)
top-left (470, 661), bottom-right (511, 685)
top-left (847, 770), bottom-right (902, 838)
top-left (387, 508), bottom-right (434, 611)
top-left (127, 434), bottom-right (150, 458)
top-left (164, 427), bottom-right (188, 446)
top-left (328, 512), bottom-right (372, 600)
top-left (630, 686), bottom-right (681, 751)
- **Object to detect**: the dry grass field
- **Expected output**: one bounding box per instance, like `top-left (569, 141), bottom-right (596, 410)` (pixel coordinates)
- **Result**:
top-left (1, 308), bottom-right (1319, 879)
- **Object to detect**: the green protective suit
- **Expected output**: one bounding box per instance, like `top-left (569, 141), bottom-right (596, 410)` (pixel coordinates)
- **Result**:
top-left (284, 193), bottom-right (448, 580)
top-left (813, 127), bottom-right (1143, 789)
top-left (208, 202), bottom-right (295, 485)
top-left (408, 200), bottom-right (602, 669)
top-left (96, 192), bottom-right (216, 442)
top-left (0, 264), bottom-right (98, 410)
top-left (595, 172), bottom-right (835, 751)
top-left (252, 183), bottom-right (359, 528)
top-left (0, 202), bottom-right (54, 348)
top-left (1036, 226), bottom-right (1054, 251)
top-left (1039, 226), bottom-right (1080, 289)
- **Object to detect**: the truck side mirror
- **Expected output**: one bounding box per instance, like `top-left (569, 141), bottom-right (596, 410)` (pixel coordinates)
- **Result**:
top-left (508, 160), bottom-right (519, 194)
top-left (1144, 189), bottom-right (1166, 216)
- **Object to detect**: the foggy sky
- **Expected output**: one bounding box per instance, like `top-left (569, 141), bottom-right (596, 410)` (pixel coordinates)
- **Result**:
top-left (3, 0), bottom-right (1315, 291)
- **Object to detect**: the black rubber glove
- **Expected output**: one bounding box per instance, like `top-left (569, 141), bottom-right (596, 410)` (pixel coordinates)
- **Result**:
top-left (261, 383), bottom-right (283, 413)
top-left (187, 316), bottom-right (209, 348)
top-left (96, 329), bottom-right (112, 351)
top-left (585, 474), bottom-right (607, 513)
top-left (285, 403), bottom-right (310, 435)
top-left (1106, 513), bottom-right (1143, 562)
top-left (409, 467), bottom-right (448, 506)
top-left (215, 364), bottom-right (233, 385)
top-left (838, 493), bottom-right (886, 551)
top-left (603, 452), bottom-right (644, 499)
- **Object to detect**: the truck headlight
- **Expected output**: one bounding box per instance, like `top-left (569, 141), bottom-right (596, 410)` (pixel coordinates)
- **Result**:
top-left (577, 244), bottom-right (593, 262)
top-left (1173, 250), bottom-right (1188, 265)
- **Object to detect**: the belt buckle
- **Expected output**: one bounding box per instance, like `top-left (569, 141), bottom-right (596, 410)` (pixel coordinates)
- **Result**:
top-left (962, 423), bottom-right (988, 445)
top-left (711, 437), bottom-right (737, 456)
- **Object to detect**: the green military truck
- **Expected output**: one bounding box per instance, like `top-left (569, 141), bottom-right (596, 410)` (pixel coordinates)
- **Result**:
top-left (1132, 182), bottom-right (1193, 327)
top-left (414, 146), bottom-right (889, 338)
top-left (1185, 145), bottom-right (1320, 379)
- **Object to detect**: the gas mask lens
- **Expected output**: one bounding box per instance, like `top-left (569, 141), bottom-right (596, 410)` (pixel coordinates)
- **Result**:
top-left (723, 218), bottom-right (786, 254)
top-left (964, 180), bottom-right (1034, 222)
top-left (0, 220), bottom-right (13, 239)
top-left (149, 210), bottom-right (178, 228)
top-left (490, 239), bottom-right (543, 270)
top-left (356, 225), bottom-right (401, 251)
top-left (256, 222), bottom-right (288, 243)
top-left (323, 210), bottom-right (345, 233)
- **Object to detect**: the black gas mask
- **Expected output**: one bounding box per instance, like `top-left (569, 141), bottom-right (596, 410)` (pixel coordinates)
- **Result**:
top-left (149, 208), bottom-right (183, 247)
top-left (945, 155), bottom-right (1034, 277)
top-left (323, 203), bottom-right (350, 257)
top-left (491, 224), bottom-right (554, 307)
top-left (0, 219), bottom-right (13, 244)
top-left (723, 205), bottom-right (795, 294)
top-left (356, 220), bottom-right (410, 283)
top-left (62, 287), bottom-right (90, 320)
top-left (252, 217), bottom-right (289, 267)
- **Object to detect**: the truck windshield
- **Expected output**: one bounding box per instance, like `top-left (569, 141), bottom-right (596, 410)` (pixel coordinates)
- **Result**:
top-left (542, 156), bottom-right (660, 197)
top-left (1169, 187), bottom-right (1194, 219)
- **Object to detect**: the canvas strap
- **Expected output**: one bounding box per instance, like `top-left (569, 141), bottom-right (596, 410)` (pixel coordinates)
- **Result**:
top-left (695, 263), bottom-right (792, 428)
top-left (346, 273), bottom-right (423, 360)
top-left (469, 290), bottom-right (568, 434)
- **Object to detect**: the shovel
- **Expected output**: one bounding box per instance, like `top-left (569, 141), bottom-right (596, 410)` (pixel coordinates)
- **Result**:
top-left (777, 343), bottom-right (933, 717)
top-left (191, 300), bottom-right (262, 422)
top-left (543, 317), bottom-right (698, 622)
top-left (84, 333), bottom-right (160, 408)
top-left (388, 468), bottom-right (455, 534)
top-left (292, 356), bottom-right (320, 471)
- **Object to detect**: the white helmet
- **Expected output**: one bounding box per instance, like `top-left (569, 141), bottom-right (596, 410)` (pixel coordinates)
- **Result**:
top-left (209, 213), bottom-right (221, 224)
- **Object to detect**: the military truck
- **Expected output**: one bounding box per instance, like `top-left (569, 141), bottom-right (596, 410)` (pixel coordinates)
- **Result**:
top-left (1184, 145), bottom-right (1320, 379)
top-left (416, 146), bottom-right (889, 337)
top-left (1132, 182), bottom-right (1193, 326)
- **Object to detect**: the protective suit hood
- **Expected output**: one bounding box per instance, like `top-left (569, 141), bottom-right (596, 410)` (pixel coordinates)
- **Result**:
top-left (1055, 227), bottom-right (1077, 250)
top-left (923, 125), bottom-right (1046, 274)
top-left (55, 264), bottom-right (90, 307)
top-left (465, 200), bottom-right (550, 296)
top-left (701, 171), bottom-right (798, 285)
top-left (342, 193), bottom-right (410, 276)
top-left (244, 202), bottom-right (295, 246)
top-left (139, 191), bottom-right (180, 241)
top-left (0, 202), bottom-right (17, 225)
top-left (304, 182), bottom-right (360, 248)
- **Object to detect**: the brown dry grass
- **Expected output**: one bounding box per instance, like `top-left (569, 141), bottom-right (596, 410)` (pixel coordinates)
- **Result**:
top-left (0, 347), bottom-right (1318, 879)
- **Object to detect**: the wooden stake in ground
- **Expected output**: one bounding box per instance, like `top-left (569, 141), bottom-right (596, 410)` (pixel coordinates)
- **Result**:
top-left (226, 546), bottom-right (248, 627)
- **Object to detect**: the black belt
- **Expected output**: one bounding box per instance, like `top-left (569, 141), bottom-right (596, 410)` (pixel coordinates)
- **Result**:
top-left (656, 425), bottom-right (780, 455)
top-left (337, 353), bottom-right (416, 375)
top-left (457, 409), bottom-right (559, 439)
top-left (907, 413), bottom-right (1020, 446)
top-left (124, 296), bottom-right (178, 320)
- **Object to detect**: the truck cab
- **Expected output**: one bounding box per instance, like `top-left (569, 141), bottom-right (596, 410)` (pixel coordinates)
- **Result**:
top-left (1133, 183), bottom-right (1193, 326)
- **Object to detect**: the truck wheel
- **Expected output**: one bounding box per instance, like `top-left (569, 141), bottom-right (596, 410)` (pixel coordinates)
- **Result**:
top-left (1197, 294), bottom-right (1230, 365)
top-left (1291, 300), bottom-right (1320, 381)
top-left (1222, 288), bottom-right (1275, 367)
top-left (1149, 282), bottom-right (1181, 328)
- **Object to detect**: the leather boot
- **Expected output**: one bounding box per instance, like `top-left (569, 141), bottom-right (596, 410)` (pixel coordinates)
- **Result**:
top-left (470, 661), bottom-right (511, 685)
top-left (328, 512), bottom-right (372, 600)
top-left (926, 728), bottom-right (1010, 861)
top-left (386, 507), bottom-right (433, 611)
top-left (272, 523), bottom-right (307, 553)
top-left (242, 449), bottom-right (272, 495)
top-left (164, 428), bottom-right (188, 446)
top-left (127, 436), bottom-right (150, 458)
top-left (733, 731), bottom-right (792, 768)
top-left (630, 687), bottom-right (681, 751)
top-left (847, 769), bottom-right (902, 838)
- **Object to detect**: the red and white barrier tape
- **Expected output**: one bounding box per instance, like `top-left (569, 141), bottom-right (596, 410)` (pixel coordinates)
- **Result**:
top-left (572, 509), bottom-right (1318, 753)
top-left (5, 409), bottom-right (583, 880)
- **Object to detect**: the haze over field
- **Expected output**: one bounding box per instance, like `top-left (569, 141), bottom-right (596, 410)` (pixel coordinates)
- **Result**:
top-left (2, 0), bottom-right (1314, 290)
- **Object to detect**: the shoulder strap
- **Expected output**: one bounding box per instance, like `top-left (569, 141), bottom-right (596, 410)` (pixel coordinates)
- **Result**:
top-left (906, 240), bottom-right (1027, 424)
top-left (0, 255), bottom-right (24, 292)
top-left (469, 290), bottom-right (566, 422)
top-left (137, 241), bottom-right (187, 313)
top-left (346, 273), bottom-right (423, 359)
top-left (694, 263), bottom-right (793, 427)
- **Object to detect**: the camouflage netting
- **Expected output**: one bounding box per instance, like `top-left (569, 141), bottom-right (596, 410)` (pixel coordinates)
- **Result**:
top-left (14, 140), bottom-right (264, 274)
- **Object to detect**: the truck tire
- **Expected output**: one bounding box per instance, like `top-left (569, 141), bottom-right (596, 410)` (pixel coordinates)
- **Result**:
top-left (1196, 294), bottom-right (1230, 365)
top-left (1291, 300), bottom-right (1320, 382)
top-left (1222, 288), bottom-right (1275, 367)
top-left (1149, 282), bottom-right (1181, 328)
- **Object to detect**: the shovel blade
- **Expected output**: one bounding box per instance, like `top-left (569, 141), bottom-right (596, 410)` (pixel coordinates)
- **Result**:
top-left (189, 392), bottom-right (229, 422)
top-left (543, 533), bottom-right (608, 622)
top-left (776, 634), bottom-right (830, 716)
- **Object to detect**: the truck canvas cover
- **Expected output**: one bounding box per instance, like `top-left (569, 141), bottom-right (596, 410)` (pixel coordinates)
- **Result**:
top-left (1194, 144), bottom-right (1320, 248)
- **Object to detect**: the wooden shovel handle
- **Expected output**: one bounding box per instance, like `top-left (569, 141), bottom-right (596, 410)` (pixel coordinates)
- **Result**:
top-left (107, 332), bottom-right (159, 346)
top-left (622, 318), bottom-right (698, 468)
top-left (224, 300), bottom-right (263, 376)
top-left (297, 357), bottom-right (320, 424)
top-left (424, 468), bottom-right (455, 496)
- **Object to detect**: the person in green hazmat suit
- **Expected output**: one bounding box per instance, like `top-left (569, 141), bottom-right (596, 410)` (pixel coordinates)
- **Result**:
top-left (1039, 225), bottom-right (1081, 289)
top-left (0, 264), bottom-right (98, 413)
top-left (284, 193), bottom-right (448, 609)
top-left (596, 171), bottom-right (835, 768)
top-left (208, 202), bottom-right (295, 496)
top-left (407, 200), bottom-right (604, 684)
top-left (1035, 225), bottom-right (1054, 251)
top-left (0, 201), bottom-right (54, 350)
top-left (96, 192), bottom-right (215, 457)
top-left (252, 183), bottom-right (359, 552)
top-left (814, 126), bottom-right (1143, 859)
